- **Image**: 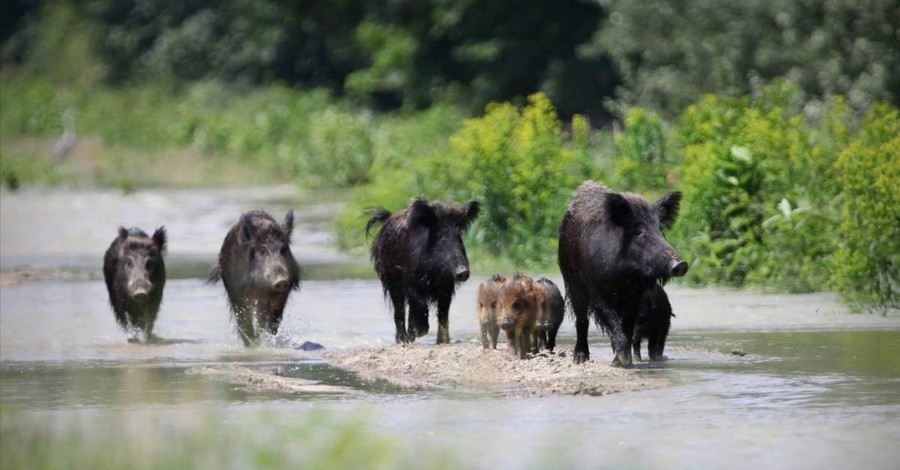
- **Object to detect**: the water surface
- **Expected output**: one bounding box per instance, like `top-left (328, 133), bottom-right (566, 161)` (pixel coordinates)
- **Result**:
top-left (2, 187), bottom-right (899, 469)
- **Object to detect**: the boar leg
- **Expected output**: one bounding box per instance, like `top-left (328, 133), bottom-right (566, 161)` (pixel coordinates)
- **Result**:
top-left (436, 297), bottom-right (451, 344)
top-left (479, 323), bottom-right (490, 349)
top-left (407, 296), bottom-right (430, 340)
top-left (389, 289), bottom-right (409, 344)
top-left (592, 299), bottom-right (632, 368)
top-left (632, 323), bottom-right (644, 362)
top-left (234, 303), bottom-right (258, 347)
top-left (570, 294), bottom-right (591, 364)
top-left (490, 324), bottom-right (499, 349)
top-left (649, 333), bottom-right (666, 361)
top-left (547, 322), bottom-right (560, 352)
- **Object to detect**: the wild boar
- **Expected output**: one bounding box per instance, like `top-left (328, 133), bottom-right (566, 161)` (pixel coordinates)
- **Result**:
top-left (558, 181), bottom-right (687, 366)
top-left (209, 210), bottom-right (300, 346)
top-left (103, 226), bottom-right (167, 343)
top-left (367, 198), bottom-right (480, 344)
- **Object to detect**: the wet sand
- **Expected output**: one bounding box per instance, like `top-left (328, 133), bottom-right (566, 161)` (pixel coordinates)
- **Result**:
top-left (319, 342), bottom-right (666, 397)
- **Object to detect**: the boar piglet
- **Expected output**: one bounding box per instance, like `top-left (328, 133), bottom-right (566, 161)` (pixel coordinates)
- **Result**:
top-left (633, 285), bottom-right (674, 362)
top-left (209, 210), bottom-right (300, 346)
top-left (496, 273), bottom-right (540, 359)
top-left (535, 277), bottom-right (565, 351)
top-left (558, 181), bottom-right (687, 367)
top-left (367, 198), bottom-right (480, 344)
top-left (103, 226), bottom-right (167, 343)
top-left (476, 274), bottom-right (507, 349)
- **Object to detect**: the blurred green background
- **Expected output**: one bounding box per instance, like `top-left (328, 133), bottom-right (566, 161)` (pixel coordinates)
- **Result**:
top-left (1, 0), bottom-right (897, 311)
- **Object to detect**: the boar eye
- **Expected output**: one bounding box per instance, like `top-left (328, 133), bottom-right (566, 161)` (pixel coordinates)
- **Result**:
top-left (124, 259), bottom-right (133, 268)
top-left (491, 301), bottom-right (497, 309)
top-left (280, 244), bottom-right (289, 255)
top-left (512, 301), bottom-right (521, 309)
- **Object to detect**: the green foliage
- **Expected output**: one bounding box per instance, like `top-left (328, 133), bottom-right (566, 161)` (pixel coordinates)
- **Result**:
top-left (299, 109), bottom-right (375, 188)
top-left (0, 150), bottom-right (63, 189)
top-left (832, 104), bottom-right (900, 312)
top-left (345, 22), bottom-right (419, 107)
top-left (612, 107), bottom-right (675, 193)
top-left (596, 0), bottom-right (900, 117)
top-left (0, 407), bottom-right (456, 470)
top-left (443, 93), bottom-right (586, 264)
top-left (0, 73), bottom-right (444, 189)
top-left (672, 84), bottom-right (844, 292)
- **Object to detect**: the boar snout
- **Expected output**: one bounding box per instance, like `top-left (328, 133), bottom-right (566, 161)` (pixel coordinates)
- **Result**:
top-left (272, 277), bottom-right (290, 292)
top-left (454, 267), bottom-right (470, 282)
top-left (500, 318), bottom-right (514, 331)
top-left (670, 260), bottom-right (689, 277)
top-left (131, 289), bottom-right (149, 303)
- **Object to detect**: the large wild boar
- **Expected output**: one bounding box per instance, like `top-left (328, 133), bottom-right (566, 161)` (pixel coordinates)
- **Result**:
top-left (366, 198), bottom-right (480, 344)
top-left (209, 210), bottom-right (300, 346)
top-left (535, 277), bottom-right (565, 351)
top-left (496, 273), bottom-right (540, 359)
top-left (557, 181), bottom-right (687, 367)
top-left (476, 274), bottom-right (507, 349)
top-left (103, 226), bottom-right (167, 343)
top-left (632, 285), bottom-right (674, 362)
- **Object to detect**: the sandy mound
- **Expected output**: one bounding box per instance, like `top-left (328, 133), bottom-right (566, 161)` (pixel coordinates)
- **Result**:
top-left (320, 342), bottom-right (667, 397)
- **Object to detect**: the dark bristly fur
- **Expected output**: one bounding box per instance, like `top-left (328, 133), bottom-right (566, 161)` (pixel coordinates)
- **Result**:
top-left (367, 197), bottom-right (480, 344)
top-left (633, 285), bottom-right (675, 362)
top-left (535, 277), bottom-right (565, 351)
top-left (209, 210), bottom-right (300, 346)
top-left (557, 181), bottom-right (687, 367)
top-left (103, 226), bottom-right (167, 342)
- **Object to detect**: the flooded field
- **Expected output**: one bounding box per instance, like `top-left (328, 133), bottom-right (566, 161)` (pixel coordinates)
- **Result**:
top-left (2, 187), bottom-right (899, 469)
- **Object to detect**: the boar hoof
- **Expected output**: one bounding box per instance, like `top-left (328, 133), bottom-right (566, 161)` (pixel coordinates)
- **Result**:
top-left (395, 331), bottom-right (411, 344)
top-left (573, 350), bottom-right (590, 364)
top-left (611, 350), bottom-right (633, 368)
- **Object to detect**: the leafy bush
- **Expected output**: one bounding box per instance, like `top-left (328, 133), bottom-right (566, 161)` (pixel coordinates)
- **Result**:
top-left (441, 93), bottom-right (589, 264)
top-left (299, 109), bottom-right (375, 188)
top-left (672, 83), bottom-right (844, 291)
top-left (832, 104), bottom-right (900, 312)
top-left (612, 107), bottom-right (675, 193)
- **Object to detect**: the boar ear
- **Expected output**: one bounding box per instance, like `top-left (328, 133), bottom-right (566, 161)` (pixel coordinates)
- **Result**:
top-left (283, 210), bottom-right (295, 240)
top-left (606, 193), bottom-right (633, 227)
top-left (460, 200), bottom-right (480, 230)
top-left (655, 191), bottom-right (682, 230)
top-left (409, 198), bottom-right (437, 228)
top-left (117, 227), bottom-right (129, 241)
top-left (241, 215), bottom-right (253, 242)
top-left (152, 226), bottom-right (167, 251)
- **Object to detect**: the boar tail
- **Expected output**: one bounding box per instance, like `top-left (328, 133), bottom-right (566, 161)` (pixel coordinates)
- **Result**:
top-left (365, 207), bottom-right (391, 239)
top-left (207, 265), bottom-right (222, 284)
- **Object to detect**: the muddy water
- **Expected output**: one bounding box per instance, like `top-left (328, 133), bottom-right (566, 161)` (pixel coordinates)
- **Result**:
top-left (2, 187), bottom-right (899, 468)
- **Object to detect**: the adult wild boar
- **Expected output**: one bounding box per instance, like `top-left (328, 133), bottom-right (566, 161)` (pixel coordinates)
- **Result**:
top-left (535, 277), bottom-right (565, 352)
top-left (496, 273), bottom-right (541, 359)
top-left (558, 181), bottom-right (687, 367)
top-left (103, 226), bottom-right (167, 343)
top-left (366, 198), bottom-right (480, 344)
top-left (476, 274), bottom-right (507, 350)
top-left (209, 210), bottom-right (300, 346)
top-left (633, 285), bottom-right (674, 362)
